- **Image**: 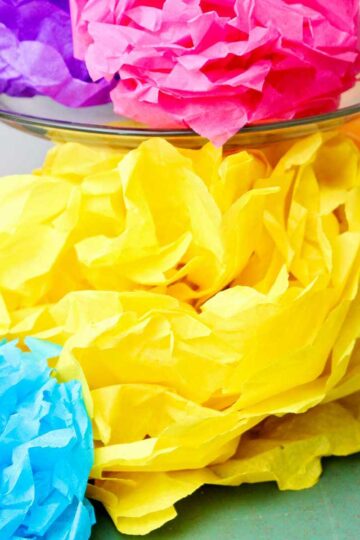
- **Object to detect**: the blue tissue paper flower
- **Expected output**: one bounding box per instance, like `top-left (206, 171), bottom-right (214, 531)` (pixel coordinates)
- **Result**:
top-left (0, 338), bottom-right (95, 539)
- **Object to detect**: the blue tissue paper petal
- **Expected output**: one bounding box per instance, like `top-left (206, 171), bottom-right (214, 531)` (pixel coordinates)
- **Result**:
top-left (0, 338), bottom-right (95, 539)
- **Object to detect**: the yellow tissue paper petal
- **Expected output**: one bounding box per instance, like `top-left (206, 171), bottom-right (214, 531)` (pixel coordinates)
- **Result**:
top-left (37, 142), bottom-right (124, 180)
top-left (89, 393), bottom-right (360, 535)
top-left (90, 384), bottom-right (260, 474)
top-left (0, 293), bottom-right (10, 334)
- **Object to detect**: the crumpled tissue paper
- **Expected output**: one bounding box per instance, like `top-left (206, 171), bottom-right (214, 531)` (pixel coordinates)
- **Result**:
top-left (70, 0), bottom-right (360, 144)
top-left (0, 338), bottom-right (95, 539)
top-left (0, 0), bottom-right (110, 106)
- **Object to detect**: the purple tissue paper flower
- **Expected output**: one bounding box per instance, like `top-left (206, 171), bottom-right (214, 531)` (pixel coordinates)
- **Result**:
top-left (0, 0), bottom-right (110, 107)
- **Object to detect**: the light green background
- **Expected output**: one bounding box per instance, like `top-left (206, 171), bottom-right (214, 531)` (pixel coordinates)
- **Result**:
top-left (92, 454), bottom-right (360, 539)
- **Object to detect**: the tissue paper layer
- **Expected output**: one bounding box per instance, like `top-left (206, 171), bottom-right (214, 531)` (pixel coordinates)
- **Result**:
top-left (70, 0), bottom-right (360, 144)
top-left (0, 0), bottom-right (110, 106)
top-left (0, 338), bottom-right (95, 539)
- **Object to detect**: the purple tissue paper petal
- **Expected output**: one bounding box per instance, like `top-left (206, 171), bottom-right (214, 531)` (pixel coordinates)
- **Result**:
top-left (0, 0), bottom-right (110, 106)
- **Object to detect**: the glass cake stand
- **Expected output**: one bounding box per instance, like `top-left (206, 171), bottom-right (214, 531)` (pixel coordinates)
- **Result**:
top-left (1, 83), bottom-right (360, 151)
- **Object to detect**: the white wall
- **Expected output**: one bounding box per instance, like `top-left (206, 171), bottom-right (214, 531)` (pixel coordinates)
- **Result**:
top-left (0, 123), bottom-right (51, 175)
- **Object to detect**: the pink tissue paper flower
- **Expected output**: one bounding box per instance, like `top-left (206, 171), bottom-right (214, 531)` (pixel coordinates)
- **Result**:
top-left (70, 0), bottom-right (360, 145)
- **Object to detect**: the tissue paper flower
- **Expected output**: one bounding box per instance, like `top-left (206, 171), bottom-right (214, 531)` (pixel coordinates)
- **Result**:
top-left (1, 126), bottom-right (360, 533)
top-left (0, 338), bottom-right (95, 539)
top-left (70, 0), bottom-right (360, 144)
top-left (1, 130), bottom-right (360, 311)
top-left (0, 0), bottom-right (110, 106)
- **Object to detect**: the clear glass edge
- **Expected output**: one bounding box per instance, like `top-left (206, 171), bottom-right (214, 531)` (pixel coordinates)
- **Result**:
top-left (1, 101), bottom-right (360, 139)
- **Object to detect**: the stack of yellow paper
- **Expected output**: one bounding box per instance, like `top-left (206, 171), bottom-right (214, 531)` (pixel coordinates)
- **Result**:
top-left (2, 130), bottom-right (360, 534)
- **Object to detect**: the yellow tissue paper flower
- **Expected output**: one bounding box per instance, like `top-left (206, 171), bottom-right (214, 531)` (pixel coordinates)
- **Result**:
top-left (2, 127), bottom-right (360, 534)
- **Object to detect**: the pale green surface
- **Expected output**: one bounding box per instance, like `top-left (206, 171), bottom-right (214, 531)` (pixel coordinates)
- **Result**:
top-left (92, 454), bottom-right (360, 540)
